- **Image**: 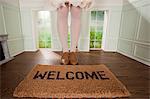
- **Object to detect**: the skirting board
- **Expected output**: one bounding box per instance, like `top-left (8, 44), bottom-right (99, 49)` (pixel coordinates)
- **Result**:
top-left (24, 49), bottom-right (39, 52)
top-left (0, 57), bottom-right (14, 65)
top-left (117, 51), bottom-right (150, 66)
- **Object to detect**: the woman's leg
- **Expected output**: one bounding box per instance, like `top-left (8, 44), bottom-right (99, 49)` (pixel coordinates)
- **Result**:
top-left (57, 6), bottom-right (70, 65)
top-left (57, 6), bottom-right (69, 52)
top-left (70, 6), bottom-right (81, 52)
top-left (69, 6), bottom-right (81, 65)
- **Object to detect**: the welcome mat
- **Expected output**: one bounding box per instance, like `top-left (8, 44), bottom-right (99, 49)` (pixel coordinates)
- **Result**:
top-left (13, 65), bottom-right (130, 98)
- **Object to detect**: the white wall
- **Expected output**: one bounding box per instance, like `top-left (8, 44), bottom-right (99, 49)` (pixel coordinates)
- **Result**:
top-left (53, 0), bottom-right (123, 51)
top-left (20, 8), bottom-right (37, 51)
top-left (0, 0), bottom-right (19, 7)
top-left (91, 0), bottom-right (122, 51)
top-left (19, 0), bottom-right (47, 51)
top-left (1, 0), bottom-right (149, 66)
top-left (0, 4), bottom-right (5, 35)
top-left (0, 0), bottom-right (24, 56)
top-left (19, 0), bottom-right (123, 52)
top-left (95, 0), bottom-right (123, 6)
top-left (117, 0), bottom-right (150, 66)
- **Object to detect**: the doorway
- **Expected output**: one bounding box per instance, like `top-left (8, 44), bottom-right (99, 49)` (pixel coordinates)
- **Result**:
top-left (90, 11), bottom-right (105, 50)
top-left (37, 11), bottom-right (52, 48)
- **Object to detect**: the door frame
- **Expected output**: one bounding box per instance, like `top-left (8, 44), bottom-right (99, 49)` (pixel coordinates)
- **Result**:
top-left (32, 10), bottom-right (53, 49)
top-left (89, 10), bottom-right (109, 51)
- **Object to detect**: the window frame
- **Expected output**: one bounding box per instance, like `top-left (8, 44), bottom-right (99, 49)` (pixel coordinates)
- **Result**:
top-left (89, 10), bottom-right (105, 50)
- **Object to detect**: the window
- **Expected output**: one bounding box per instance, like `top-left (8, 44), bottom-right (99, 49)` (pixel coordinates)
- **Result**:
top-left (90, 11), bottom-right (104, 49)
top-left (68, 12), bottom-right (71, 48)
top-left (37, 11), bottom-right (51, 48)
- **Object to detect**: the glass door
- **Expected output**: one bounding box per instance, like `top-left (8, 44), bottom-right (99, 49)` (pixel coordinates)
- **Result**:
top-left (90, 11), bottom-right (104, 50)
top-left (37, 11), bottom-right (51, 48)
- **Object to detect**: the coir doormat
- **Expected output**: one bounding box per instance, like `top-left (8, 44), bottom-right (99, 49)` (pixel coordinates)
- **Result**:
top-left (13, 64), bottom-right (130, 98)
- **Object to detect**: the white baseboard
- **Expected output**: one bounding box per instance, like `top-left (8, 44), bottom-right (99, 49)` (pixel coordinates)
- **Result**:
top-left (11, 49), bottom-right (38, 57)
top-left (0, 49), bottom-right (38, 65)
top-left (12, 50), bottom-right (24, 57)
top-left (24, 49), bottom-right (39, 52)
top-left (101, 49), bottom-right (116, 52)
top-left (0, 57), bottom-right (14, 65)
top-left (117, 50), bottom-right (150, 66)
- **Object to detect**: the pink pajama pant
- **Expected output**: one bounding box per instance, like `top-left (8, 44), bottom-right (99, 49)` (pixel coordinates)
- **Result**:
top-left (57, 6), bottom-right (81, 52)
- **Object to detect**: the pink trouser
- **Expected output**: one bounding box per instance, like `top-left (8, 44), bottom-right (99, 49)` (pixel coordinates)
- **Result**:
top-left (57, 6), bottom-right (81, 52)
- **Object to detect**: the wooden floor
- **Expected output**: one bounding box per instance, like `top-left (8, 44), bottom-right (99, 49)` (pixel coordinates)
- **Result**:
top-left (1, 49), bottom-right (150, 99)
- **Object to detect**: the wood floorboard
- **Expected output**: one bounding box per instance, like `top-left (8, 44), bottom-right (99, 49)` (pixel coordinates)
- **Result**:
top-left (1, 49), bottom-right (149, 99)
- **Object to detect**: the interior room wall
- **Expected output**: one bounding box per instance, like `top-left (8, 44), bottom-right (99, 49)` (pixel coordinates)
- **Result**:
top-left (117, 0), bottom-right (150, 66)
top-left (52, 0), bottom-right (123, 51)
top-left (93, 1), bottom-right (123, 52)
top-left (20, 8), bottom-right (37, 51)
top-left (94, 0), bottom-right (123, 6)
top-left (1, 0), bottom-right (149, 66)
top-left (19, 0), bottom-right (47, 51)
top-left (0, 0), bottom-right (24, 56)
top-left (0, 4), bottom-right (5, 35)
top-left (19, 0), bottom-right (123, 52)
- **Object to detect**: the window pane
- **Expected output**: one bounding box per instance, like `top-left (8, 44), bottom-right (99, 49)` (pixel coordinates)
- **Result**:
top-left (90, 41), bottom-right (94, 48)
top-left (95, 41), bottom-right (101, 48)
top-left (96, 32), bottom-right (102, 41)
top-left (90, 11), bottom-right (104, 49)
top-left (39, 41), bottom-right (45, 48)
top-left (91, 11), bottom-right (96, 20)
top-left (90, 31), bottom-right (95, 41)
top-left (97, 11), bottom-right (104, 20)
top-left (45, 41), bottom-right (51, 48)
top-left (68, 41), bottom-right (70, 48)
top-left (68, 32), bottom-right (70, 48)
top-left (97, 26), bottom-right (103, 33)
top-left (38, 11), bottom-right (51, 48)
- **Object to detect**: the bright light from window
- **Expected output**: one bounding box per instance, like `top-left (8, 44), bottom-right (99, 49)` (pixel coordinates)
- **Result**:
top-left (90, 11), bottom-right (104, 49)
top-left (38, 11), bottom-right (51, 48)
